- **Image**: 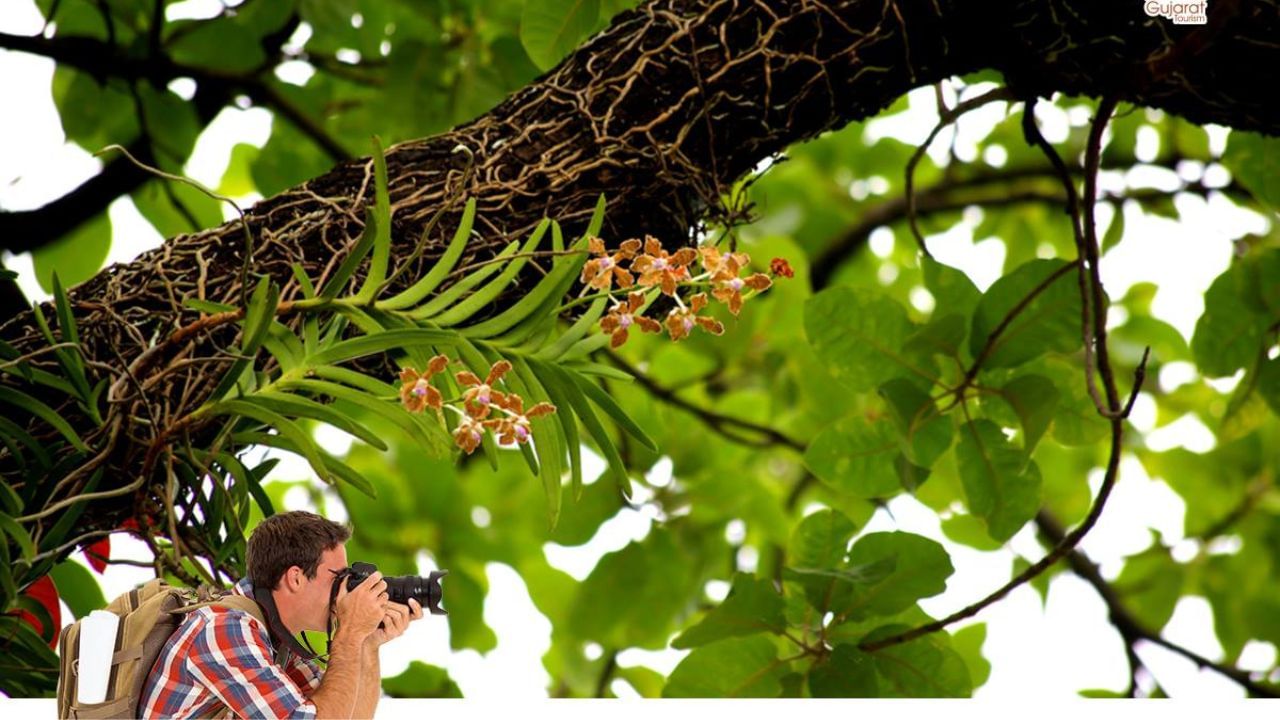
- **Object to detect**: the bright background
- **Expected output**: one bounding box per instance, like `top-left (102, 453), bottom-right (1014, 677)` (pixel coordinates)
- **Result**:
top-left (1, 0), bottom-right (1275, 702)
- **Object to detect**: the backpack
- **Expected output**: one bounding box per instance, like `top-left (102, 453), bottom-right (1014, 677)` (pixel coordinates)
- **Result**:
top-left (55, 579), bottom-right (266, 719)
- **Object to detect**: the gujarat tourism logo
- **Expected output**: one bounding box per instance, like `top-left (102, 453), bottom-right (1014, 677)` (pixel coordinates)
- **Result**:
top-left (1144, 1), bottom-right (1208, 24)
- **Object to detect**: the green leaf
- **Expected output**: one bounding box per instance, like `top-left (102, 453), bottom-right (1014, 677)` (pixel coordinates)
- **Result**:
top-left (507, 357), bottom-right (564, 529)
top-left (969, 258), bottom-right (1082, 369)
top-left (0, 512), bottom-right (37, 561)
top-left (381, 661), bottom-right (463, 698)
top-left (31, 212), bottom-right (111, 294)
top-left (806, 288), bottom-right (935, 391)
top-left (464, 231), bottom-right (590, 342)
top-left (381, 198), bottom-right (477, 310)
top-left (996, 374), bottom-right (1060, 452)
top-left (534, 359), bottom-right (631, 498)
top-left (789, 508), bottom-right (857, 572)
top-left (955, 419), bottom-right (1042, 542)
top-left (569, 529), bottom-right (692, 648)
top-left (808, 644), bottom-right (878, 698)
top-left (922, 256), bottom-right (980, 319)
top-left (213, 400), bottom-right (333, 484)
top-left (836, 532), bottom-right (953, 620)
top-left (410, 239), bottom-right (520, 318)
top-left (662, 636), bottom-right (790, 698)
top-left (565, 368), bottom-right (658, 451)
top-left (804, 416), bottom-right (901, 499)
top-left (250, 391), bottom-right (389, 451)
top-left (1260, 357), bottom-right (1280, 417)
top-left (1101, 204), bottom-right (1126, 254)
top-left (1223, 131), bottom-right (1280, 211)
top-left (433, 219), bottom-right (549, 326)
top-left (307, 328), bottom-right (457, 366)
top-left (857, 624), bottom-right (973, 697)
top-left (877, 378), bottom-right (953, 467)
top-left (354, 137), bottom-right (392, 304)
top-left (671, 573), bottom-right (786, 649)
top-left (520, 0), bottom-right (600, 71)
top-left (233, 429), bottom-right (377, 499)
top-left (49, 560), bottom-right (105, 620)
top-left (1191, 262), bottom-right (1269, 377)
top-left (207, 277), bottom-right (278, 402)
top-left (320, 208), bottom-right (379, 299)
top-left (0, 385), bottom-right (87, 452)
top-left (169, 17), bottom-right (267, 73)
top-left (952, 623), bottom-right (991, 688)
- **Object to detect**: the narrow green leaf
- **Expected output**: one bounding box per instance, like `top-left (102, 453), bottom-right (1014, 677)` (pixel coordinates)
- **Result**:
top-left (212, 399), bottom-right (333, 484)
top-left (280, 378), bottom-right (450, 456)
top-left (535, 297), bottom-right (608, 360)
top-left (232, 430), bottom-right (377, 498)
top-left (354, 136), bottom-right (392, 304)
top-left (251, 391), bottom-right (389, 451)
top-left (320, 208), bottom-right (378, 299)
top-left (409, 239), bottom-right (520, 319)
top-left (291, 262), bottom-right (318, 299)
top-left (184, 298), bottom-right (236, 314)
top-left (0, 512), bottom-right (36, 560)
top-left (462, 234), bottom-right (591, 339)
top-left (535, 359), bottom-right (631, 499)
top-left (208, 277), bottom-right (278, 402)
top-left (510, 357), bottom-right (565, 529)
top-left (0, 386), bottom-right (87, 451)
top-left (531, 358), bottom-right (584, 499)
top-left (307, 327), bottom-right (457, 366)
top-left (380, 198), bottom-right (477, 310)
top-left (565, 367), bottom-right (658, 451)
top-left (433, 219), bottom-right (550, 326)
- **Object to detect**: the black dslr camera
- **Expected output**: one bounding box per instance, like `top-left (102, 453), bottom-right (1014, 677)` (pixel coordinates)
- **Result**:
top-left (335, 561), bottom-right (448, 615)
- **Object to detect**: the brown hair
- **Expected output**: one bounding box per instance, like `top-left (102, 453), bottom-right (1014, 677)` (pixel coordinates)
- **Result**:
top-left (246, 511), bottom-right (351, 590)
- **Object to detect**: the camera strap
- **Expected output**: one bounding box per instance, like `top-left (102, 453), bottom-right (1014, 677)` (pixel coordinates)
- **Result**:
top-left (251, 584), bottom-right (319, 664)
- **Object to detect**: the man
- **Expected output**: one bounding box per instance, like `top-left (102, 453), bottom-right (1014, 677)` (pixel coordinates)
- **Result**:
top-left (140, 511), bottom-right (423, 718)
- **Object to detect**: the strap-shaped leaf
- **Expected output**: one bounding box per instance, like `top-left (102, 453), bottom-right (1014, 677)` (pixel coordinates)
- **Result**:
top-left (262, 321), bottom-right (305, 372)
top-left (0, 415), bottom-right (51, 469)
top-left (250, 391), bottom-right (389, 451)
top-left (280, 378), bottom-right (451, 453)
top-left (211, 399), bottom-right (333, 484)
top-left (208, 276), bottom-right (278, 403)
top-left (0, 531), bottom-right (15, 600)
top-left (381, 197), bottom-right (477, 310)
top-left (432, 219), bottom-right (551, 327)
top-left (563, 361), bottom-right (634, 382)
top-left (410, 239), bottom-right (520, 319)
top-left (533, 359), bottom-right (631, 499)
top-left (557, 333), bottom-right (612, 363)
top-left (535, 297), bottom-right (608, 360)
top-left (307, 327), bottom-right (457, 366)
top-left (354, 136), bottom-right (392, 304)
top-left (320, 207), bottom-right (379, 299)
top-left (291, 262), bottom-right (318, 299)
top-left (0, 512), bottom-right (36, 561)
top-left (51, 274), bottom-right (93, 408)
top-left (527, 362), bottom-right (584, 499)
top-left (31, 301), bottom-right (93, 408)
top-left (311, 366), bottom-right (398, 396)
top-left (232, 430), bottom-right (376, 498)
top-left (35, 469), bottom-right (102, 555)
top-left (0, 386), bottom-right (87, 451)
top-left (184, 298), bottom-right (237, 314)
top-left (509, 357), bottom-right (564, 528)
top-left (466, 231), bottom-right (590, 342)
top-left (564, 367), bottom-right (657, 452)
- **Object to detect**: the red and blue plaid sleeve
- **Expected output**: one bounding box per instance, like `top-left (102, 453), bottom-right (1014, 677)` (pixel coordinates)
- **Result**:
top-left (185, 608), bottom-right (318, 719)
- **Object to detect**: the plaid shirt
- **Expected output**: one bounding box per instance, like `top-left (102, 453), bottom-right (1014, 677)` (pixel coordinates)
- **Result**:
top-left (139, 579), bottom-right (322, 719)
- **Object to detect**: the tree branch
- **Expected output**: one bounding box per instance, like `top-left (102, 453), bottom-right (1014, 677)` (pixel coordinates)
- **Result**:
top-left (1035, 511), bottom-right (1279, 698)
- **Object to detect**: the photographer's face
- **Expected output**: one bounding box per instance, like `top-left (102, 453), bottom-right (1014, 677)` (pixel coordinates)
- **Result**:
top-left (287, 544), bottom-right (348, 632)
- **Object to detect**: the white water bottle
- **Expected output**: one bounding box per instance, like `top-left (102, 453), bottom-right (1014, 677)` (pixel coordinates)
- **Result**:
top-left (76, 610), bottom-right (119, 704)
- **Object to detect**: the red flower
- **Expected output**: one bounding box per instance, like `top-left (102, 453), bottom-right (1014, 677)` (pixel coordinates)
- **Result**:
top-left (12, 576), bottom-right (61, 648)
top-left (770, 257), bottom-right (795, 279)
top-left (85, 537), bottom-right (110, 574)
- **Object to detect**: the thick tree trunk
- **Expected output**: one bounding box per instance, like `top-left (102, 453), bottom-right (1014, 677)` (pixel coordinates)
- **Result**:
top-left (2, 0), bottom-right (1277, 535)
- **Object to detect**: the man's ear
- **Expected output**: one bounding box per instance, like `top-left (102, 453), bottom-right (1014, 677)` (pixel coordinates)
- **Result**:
top-left (282, 566), bottom-right (304, 593)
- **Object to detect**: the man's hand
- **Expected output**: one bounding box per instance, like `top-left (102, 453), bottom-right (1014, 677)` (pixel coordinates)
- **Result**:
top-left (368, 598), bottom-right (424, 647)
top-left (334, 571), bottom-right (389, 642)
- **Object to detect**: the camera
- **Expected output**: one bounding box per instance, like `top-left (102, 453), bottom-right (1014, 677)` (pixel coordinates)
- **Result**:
top-left (342, 561), bottom-right (448, 615)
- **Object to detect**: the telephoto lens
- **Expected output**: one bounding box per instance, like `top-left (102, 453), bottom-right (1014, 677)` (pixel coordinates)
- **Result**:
top-left (344, 561), bottom-right (448, 615)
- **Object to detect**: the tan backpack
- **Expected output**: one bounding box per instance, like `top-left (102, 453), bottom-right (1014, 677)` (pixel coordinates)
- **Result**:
top-left (55, 579), bottom-right (266, 719)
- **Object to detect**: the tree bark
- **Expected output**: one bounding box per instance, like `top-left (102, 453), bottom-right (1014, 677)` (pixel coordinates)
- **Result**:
top-left (2, 0), bottom-right (1277, 536)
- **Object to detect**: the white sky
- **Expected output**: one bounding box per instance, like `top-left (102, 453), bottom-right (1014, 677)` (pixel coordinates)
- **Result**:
top-left (2, 0), bottom-right (1277, 706)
